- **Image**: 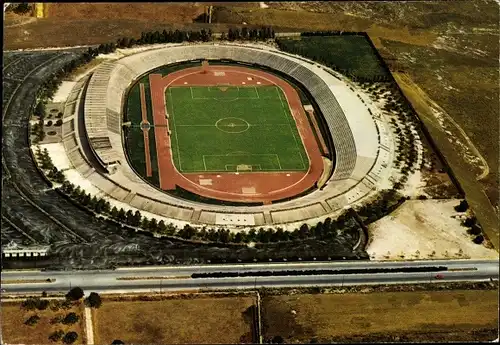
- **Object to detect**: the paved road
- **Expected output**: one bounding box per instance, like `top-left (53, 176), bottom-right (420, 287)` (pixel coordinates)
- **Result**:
top-left (2, 260), bottom-right (498, 295)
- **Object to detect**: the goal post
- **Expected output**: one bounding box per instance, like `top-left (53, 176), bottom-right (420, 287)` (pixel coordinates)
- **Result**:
top-left (237, 164), bottom-right (253, 172)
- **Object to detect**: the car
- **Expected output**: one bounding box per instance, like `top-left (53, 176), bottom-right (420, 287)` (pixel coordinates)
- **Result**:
top-left (435, 274), bottom-right (444, 279)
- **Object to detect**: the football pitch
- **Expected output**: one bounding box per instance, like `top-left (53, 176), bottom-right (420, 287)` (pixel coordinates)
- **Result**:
top-left (166, 85), bottom-right (309, 173)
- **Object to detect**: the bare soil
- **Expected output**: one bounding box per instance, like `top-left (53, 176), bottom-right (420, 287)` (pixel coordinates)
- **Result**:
top-left (92, 295), bottom-right (256, 344)
top-left (261, 289), bottom-right (499, 343)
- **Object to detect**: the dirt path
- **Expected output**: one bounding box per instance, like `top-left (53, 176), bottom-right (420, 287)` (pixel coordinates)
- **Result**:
top-left (84, 307), bottom-right (95, 345)
top-left (394, 72), bottom-right (489, 181)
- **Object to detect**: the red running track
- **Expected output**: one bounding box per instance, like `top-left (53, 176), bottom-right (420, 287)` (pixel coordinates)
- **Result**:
top-left (148, 65), bottom-right (324, 203)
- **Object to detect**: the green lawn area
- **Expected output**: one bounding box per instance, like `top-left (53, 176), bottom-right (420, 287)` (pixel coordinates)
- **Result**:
top-left (277, 35), bottom-right (389, 80)
top-left (166, 85), bottom-right (309, 173)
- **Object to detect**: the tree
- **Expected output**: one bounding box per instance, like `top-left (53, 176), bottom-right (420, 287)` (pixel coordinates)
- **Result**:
top-left (298, 224), bottom-right (310, 239)
top-left (25, 315), bottom-right (40, 326)
top-left (158, 220), bottom-right (167, 233)
top-left (117, 208), bottom-right (126, 222)
top-left (63, 312), bottom-right (80, 325)
top-left (63, 331), bottom-right (78, 344)
top-left (85, 292), bottom-right (102, 308)
top-left (111, 340), bottom-right (125, 345)
top-left (66, 286), bottom-right (84, 301)
top-left (111, 206), bottom-right (119, 218)
top-left (125, 209), bottom-right (135, 225)
top-left (49, 330), bottom-right (65, 342)
top-left (233, 232), bottom-right (244, 243)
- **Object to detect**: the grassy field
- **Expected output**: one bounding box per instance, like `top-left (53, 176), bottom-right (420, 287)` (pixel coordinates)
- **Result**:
top-left (261, 290), bottom-right (499, 343)
top-left (92, 295), bottom-right (256, 344)
top-left (166, 85), bottom-right (308, 173)
top-left (1, 301), bottom-right (86, 344)
top-left (277, 35), bottom-right (389, 80)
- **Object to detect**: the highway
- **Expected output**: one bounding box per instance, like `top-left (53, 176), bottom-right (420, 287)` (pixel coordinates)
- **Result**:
top-left (1, 260), bottom-right (498, 295)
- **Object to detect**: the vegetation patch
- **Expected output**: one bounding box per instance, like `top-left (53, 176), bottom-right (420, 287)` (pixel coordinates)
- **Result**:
top-left (276, 34), bottom-right (390, 81)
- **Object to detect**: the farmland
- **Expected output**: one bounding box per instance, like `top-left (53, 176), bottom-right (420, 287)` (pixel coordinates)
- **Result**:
top-left (1, 300), bottom-right (86, 344)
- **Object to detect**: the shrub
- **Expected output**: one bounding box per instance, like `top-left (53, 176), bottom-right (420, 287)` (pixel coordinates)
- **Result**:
top-left (55, 119), bottom-right (63, 126)
top-left (473, 235), bottom-right (484, 244)
top-left (63, 331), bottom-right (78, 344)
top-left (111, 340), bottom-right (125, 345)
top-left (21, 297), bottom-right (40, 311)
top-left (25, 315), bottom-right (40, 326)
top-left (463, 217), bottom-right (476, 227)
top-left (47, 120), bottom-right (53, 126)
top-left (57, 112), bottom-right (64, 118)
top-left (51, 315), bottom-right (64, 324)
top-left (62, 312), bottom-right (80, 325)
top-left (37, 299), bottom-right (50, 310)
top-left (49, 330), bottom-right (65, 342)
top-left (454, 200), bottom-right (469, 212)
top-left (467, 225), bottom-right (482, 236)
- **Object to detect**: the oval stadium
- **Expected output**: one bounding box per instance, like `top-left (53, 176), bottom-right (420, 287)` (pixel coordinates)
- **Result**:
top-left (67, 43), bottom-right (393, 227)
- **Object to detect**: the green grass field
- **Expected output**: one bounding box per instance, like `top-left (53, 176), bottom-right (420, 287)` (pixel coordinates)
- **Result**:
top-left (166, 85), bottom-right (309, 173)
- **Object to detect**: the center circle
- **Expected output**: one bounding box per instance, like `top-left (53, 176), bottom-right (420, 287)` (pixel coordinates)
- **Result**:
top-left (215, 117), bottom-right (250, 134)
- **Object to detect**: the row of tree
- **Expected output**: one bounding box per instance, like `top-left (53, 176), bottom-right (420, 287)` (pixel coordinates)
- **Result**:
top-left (224, 26), bottom-right (275, 41)
top-left (84, 25), bottom-right (275, 61)
top-left (57, 176), bottom-right (362, 245)
top-left (36, 147), bottom-right (66, 183)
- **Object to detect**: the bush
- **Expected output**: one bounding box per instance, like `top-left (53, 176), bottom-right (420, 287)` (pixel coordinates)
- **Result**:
top-left (21, 297), bottom-right (39, 311)
top-left (57, 112), bottom-right (64, 118)
top-left (37, 299), bottom-right (50, 310)
top-left (13, 3), bottom-right (32, 14)
top-left (454, 200), bottom-right (469, 212)
top-left (55, 119), bottom-right (63, 126)
top-left (66, 287), bottom-right (84, 300)
top-left (49, 330), bottom-right (65, 342)
top-left (50, 315), bottom-right (64, 324)
top-left (24, 315), bottom-right (40, 326)
top-left (463, 217), bottom-right (476, 227)
top-left (47, 120), bottom-right (53, 126)
top-left (467, 225), bottom-right (482, 236)
top-left (63, 312), bottom-right (80, 325)
top-left (111, 340), bottom-right (125, 345)
top-left (63, 331), bottom-right (78, 344)
top-left (473, 235), bottom-right (484, 244)
top-left (85, 292), bottom-right (102, 308)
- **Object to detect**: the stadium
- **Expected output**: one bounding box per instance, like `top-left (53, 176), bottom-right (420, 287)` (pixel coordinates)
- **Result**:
top-left (63, 42), bottom-right (396, 227)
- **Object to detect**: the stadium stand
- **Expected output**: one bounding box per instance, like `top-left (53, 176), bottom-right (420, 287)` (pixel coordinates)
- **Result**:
top-left (74, 43), bottom-right (394, 225)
